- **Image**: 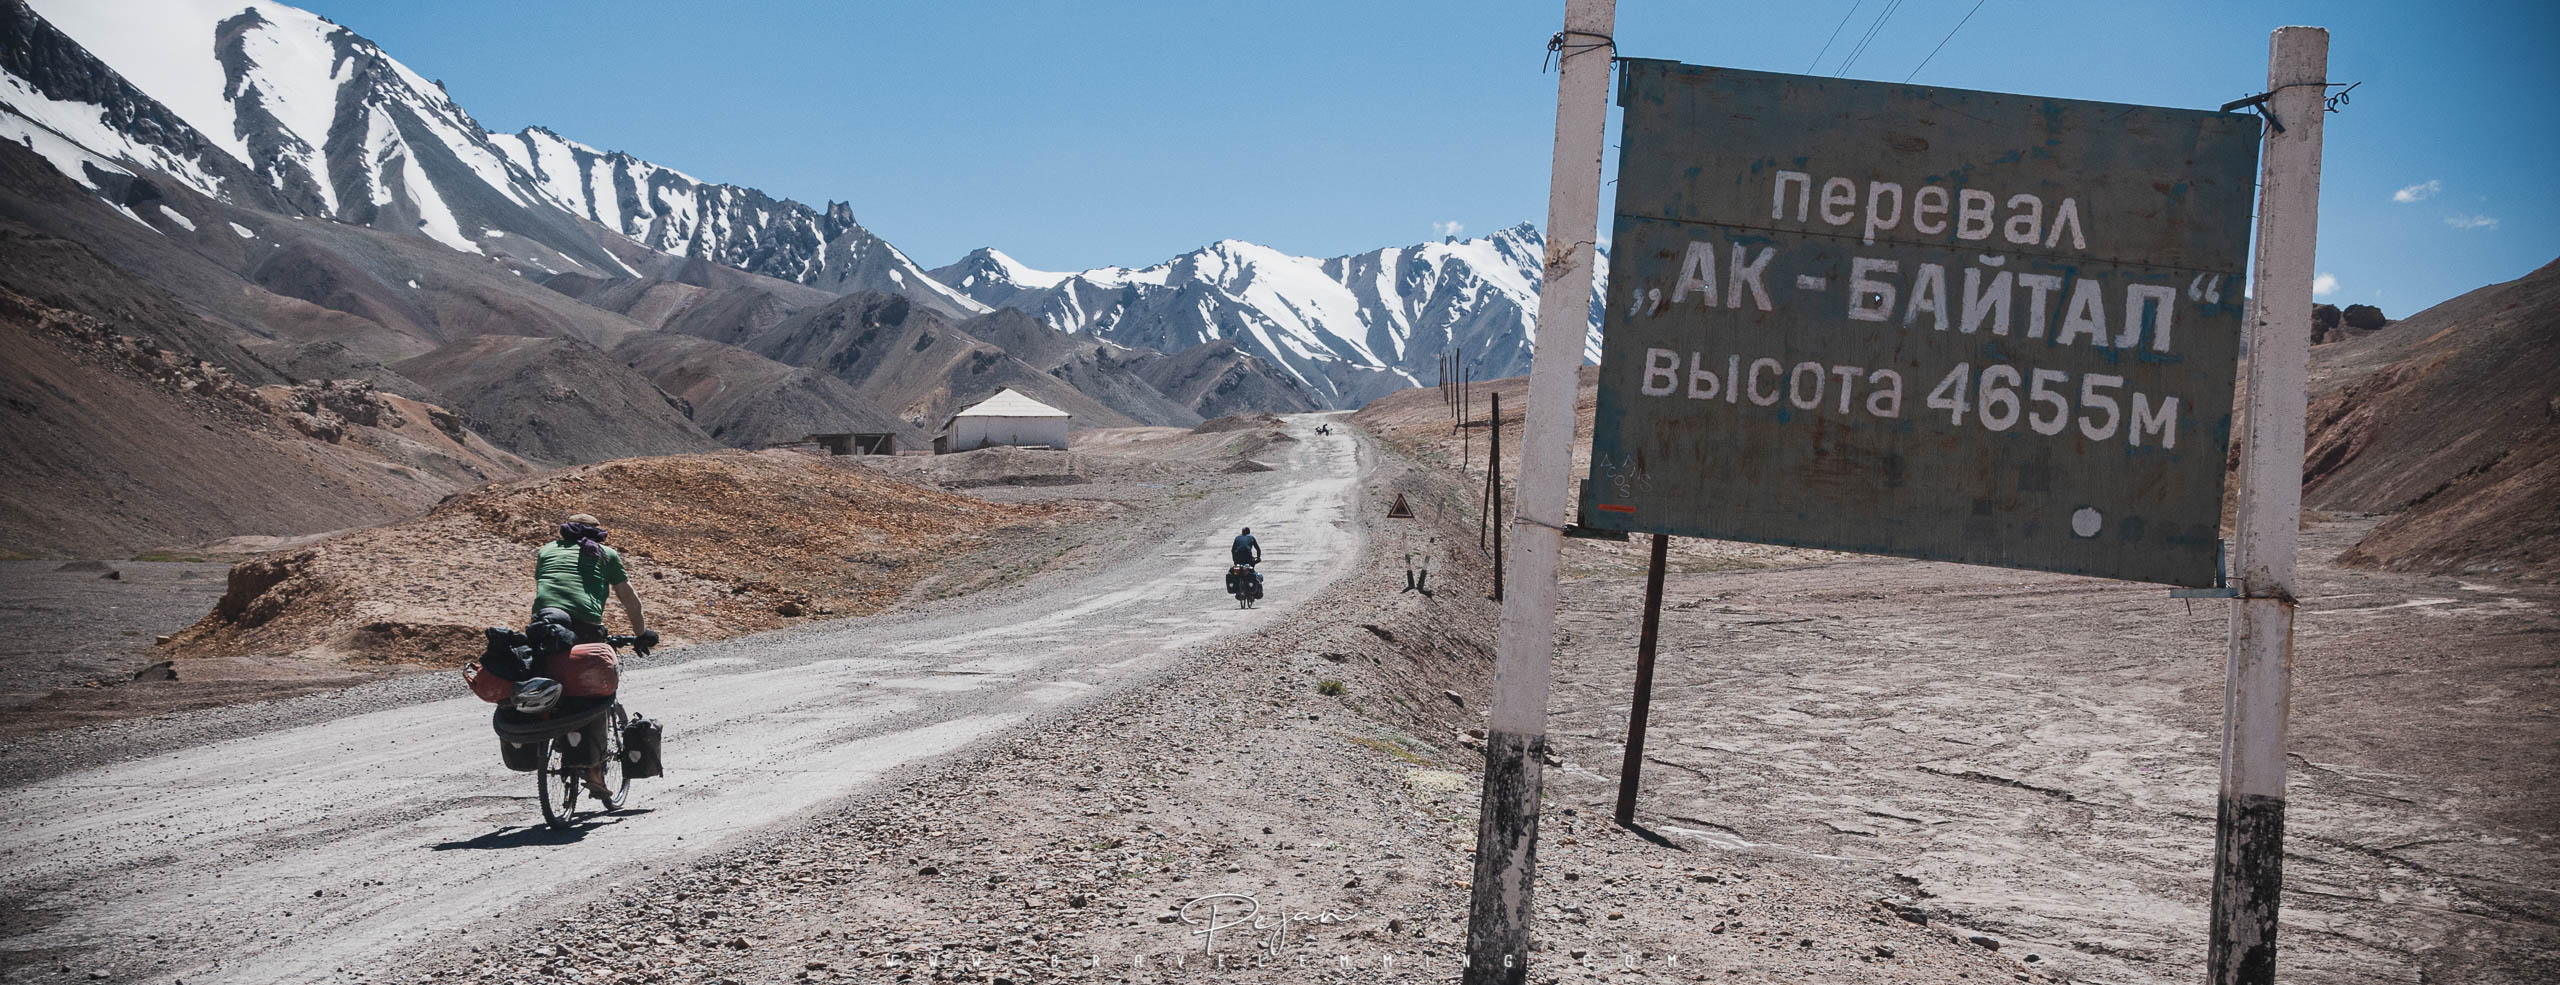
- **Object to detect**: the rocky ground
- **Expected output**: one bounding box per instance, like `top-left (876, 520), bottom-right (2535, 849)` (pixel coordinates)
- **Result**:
top-left (13, 397), bottom-right (2551, 984)
top-left (0, 560), bottom-right (240, 720)
top-left (1544, 518), bottom-right (2559, 984)
top-left (375, 426), bottom-right (2043, 985)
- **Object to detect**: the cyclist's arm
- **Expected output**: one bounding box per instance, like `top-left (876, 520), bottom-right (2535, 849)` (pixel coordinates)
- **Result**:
top-left (612, 581), bottom-right (647, 635)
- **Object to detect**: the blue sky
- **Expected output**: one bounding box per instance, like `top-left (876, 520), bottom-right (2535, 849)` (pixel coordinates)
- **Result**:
top-left (304, 0), bottom-right (2555, 315)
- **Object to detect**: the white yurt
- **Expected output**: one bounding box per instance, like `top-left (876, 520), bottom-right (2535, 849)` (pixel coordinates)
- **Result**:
top-left (939, 388), bottom-right (1070, 452)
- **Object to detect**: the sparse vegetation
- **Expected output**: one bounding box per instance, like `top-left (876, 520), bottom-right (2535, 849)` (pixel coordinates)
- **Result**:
top-left (1317, 678), bottom-right (1345, 696)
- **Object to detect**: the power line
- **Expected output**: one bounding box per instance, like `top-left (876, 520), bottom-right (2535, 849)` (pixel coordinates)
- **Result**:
top-left (1905, 0), bottom-right (1988, 83)
top-left (1834, 0), bottom-right (1906, 78)
top-left (1806, 1), bottom-right (1864, 74)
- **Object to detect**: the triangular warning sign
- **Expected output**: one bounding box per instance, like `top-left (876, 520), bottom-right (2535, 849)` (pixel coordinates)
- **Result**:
top-left (1387, 493), bottom-right (1415, 518)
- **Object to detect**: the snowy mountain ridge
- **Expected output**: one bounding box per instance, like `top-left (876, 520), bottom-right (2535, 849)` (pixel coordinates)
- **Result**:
top-left (931, 224), bottom-right (1607, 408)
top-left (0, 0), bottom-right (982, 317)
top-left (5, 0), bottom-right (1597, 412)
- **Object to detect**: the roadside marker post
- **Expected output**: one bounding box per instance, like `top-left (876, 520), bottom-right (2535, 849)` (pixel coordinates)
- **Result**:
top-left (2211, 26), bottom-right (2327, 985)
top-left (1612, 532), bottom-right (1670, 826)
top-left (1484, 391), bottom-right (1495, 598)
top-left (1462, 0), bottom-right (1615, 981)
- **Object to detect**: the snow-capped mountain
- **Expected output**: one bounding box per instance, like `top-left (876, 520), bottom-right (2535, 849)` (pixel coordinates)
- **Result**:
top-left (930, 224), bottom-right (1607, 408)
top-left (4, 0), bottom-right (1599, 415)
top-left (0, 0), bottom-right (981, 318)
top-left (490, 127), bottom-right (986, 318)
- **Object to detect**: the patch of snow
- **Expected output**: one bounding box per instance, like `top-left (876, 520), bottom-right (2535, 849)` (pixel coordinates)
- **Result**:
top-left (0, 72), bottom-right (223, 198)
top-left (230, 221), bottom-right (256, 238)
top-left (979, 248), bottom-right (1072, 290)
top-left (407, 279), bottom-right (420, 288)
top-left (496, 128), bottom-right (599, 223)
top-left (228, 8), bottom-right (344, 213)
top-left (0, 105), bottom-right (129, 190)
top-left (389, 138), bottom-right (481, 255)
top-left (362, 108), bottom-right (399, 206)
top-left (109, 202), bottom-right (159, 232)
top-left (484, 229), bottom-right (505, 238)
top-left (157, 204), bottom-right (196, 231)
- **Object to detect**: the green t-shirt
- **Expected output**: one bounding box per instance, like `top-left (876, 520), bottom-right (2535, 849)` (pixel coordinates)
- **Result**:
top-left (531, 540), bottom-right (628, 625)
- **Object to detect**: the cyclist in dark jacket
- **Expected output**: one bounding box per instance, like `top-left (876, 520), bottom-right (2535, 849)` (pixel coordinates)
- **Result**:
top-left (1231, 528), bottom-right (1261, 566)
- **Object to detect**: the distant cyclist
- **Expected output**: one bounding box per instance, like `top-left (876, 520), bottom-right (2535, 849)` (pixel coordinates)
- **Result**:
top-left (1231, 527), bottom-right (1261, 567)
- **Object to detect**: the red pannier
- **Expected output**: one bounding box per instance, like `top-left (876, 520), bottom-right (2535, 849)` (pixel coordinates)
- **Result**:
top-left (462, 662), bottom-right (515, 704)
top-left (549, 642), bottom-right (621, 698)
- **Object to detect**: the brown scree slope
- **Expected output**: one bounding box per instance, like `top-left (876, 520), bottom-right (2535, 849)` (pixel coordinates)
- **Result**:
top-left (2306, 257), bottom-right (2560, 581)
top-left (168, 450), bottom-right (1074, 664)
top-left (0, 287), bottom-right (531, 557)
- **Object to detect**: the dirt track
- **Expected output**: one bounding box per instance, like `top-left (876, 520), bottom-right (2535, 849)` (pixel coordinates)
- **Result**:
top-left (0, 416), bottom-right (1367, 984)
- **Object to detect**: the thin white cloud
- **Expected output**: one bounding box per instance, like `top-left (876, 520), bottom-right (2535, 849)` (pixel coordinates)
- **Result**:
top-left (2312, 272), bottom-right (2339, 297)
top-left (2392, 179), bottom-right (2441, 204)
top-left (1432, 220), bottom-right (1465, 239)
top-left (2444, 213), bottom-right (2500, 230)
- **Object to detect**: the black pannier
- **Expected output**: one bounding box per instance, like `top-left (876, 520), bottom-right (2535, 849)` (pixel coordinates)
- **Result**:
top-left (498, 737), bottom-right (544, 772)
top-left (621, 714), bottom-right (664, 779)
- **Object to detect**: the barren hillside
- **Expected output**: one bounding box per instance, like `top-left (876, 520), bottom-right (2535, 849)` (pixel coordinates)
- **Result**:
top-left (2307, 258), bottom-right (2560, 581)
top-left (169, 451), bottom-right (1076, 665)
top-left (0, 287), bottom-right (531, 557)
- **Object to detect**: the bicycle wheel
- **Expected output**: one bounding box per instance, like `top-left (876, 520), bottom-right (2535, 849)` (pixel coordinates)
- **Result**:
top-left (594, 705), bottom-right (631, 811)
top-left (537, 736), bottom-right (580, 829)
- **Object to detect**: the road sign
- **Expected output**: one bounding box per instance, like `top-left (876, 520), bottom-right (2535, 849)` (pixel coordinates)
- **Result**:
top-left (1581, 60), bottom-right (2261, 586)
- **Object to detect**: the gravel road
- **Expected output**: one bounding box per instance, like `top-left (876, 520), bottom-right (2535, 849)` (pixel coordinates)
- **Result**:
top-left (0, 416), bottom-right (1368, 985)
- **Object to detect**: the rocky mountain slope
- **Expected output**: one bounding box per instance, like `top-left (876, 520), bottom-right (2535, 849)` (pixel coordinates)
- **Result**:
top-left (0, 284), bottom-right (529, 556)
top-left (391, 334), bottom-right (720, 465)
top-left (2308, 258), bottom-right (2560, 581)
top-left (930, 224), bottom-right (1608, 407)
top-left (610, 331), bottom-right (927, 449)
top-left (717, 291), bottom-right (1160, 431)
top-left (489, 126), bottom-right (988, 319)
top-left (2, 0), bottom-right (987, 320)
top-left (0, 0), bottom-right (1574, 559)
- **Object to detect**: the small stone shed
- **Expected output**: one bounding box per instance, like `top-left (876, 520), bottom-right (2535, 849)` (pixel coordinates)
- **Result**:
top-left (937, 388), bottom-right (1070, 453)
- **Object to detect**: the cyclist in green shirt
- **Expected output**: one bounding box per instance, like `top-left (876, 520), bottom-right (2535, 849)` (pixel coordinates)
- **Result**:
top-left (531, 513), bottom-right (653, 798)
top-left (532, 512), bottom-right (651, 646)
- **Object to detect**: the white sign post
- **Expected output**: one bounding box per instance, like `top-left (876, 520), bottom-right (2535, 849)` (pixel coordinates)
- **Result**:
top-left (2211, 24), bottom-right (2326, 985)
top-left (1461, 1), bottom-right (1614, 982)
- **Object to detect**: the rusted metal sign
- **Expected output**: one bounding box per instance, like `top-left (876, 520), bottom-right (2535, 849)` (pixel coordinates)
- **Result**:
top-left (1581, 60), bottom-right (2261, 586)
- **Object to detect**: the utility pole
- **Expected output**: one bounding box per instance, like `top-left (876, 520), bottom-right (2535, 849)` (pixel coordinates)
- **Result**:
top-left (1462, 1), bottom-right (1613, 981)
top-left (2211, 25), bottom-right (2325, 985)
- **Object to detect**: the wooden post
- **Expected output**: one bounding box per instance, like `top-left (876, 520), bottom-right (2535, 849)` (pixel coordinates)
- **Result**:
top-left (2210, 25), bottom-right (2325, 985)
top-left (1613, 533), bottom-right (1670, 825)
top-left (1484, 391), bottom-right (1495, 598)
top-left (1462, 1), bottom-right (1612, 980)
